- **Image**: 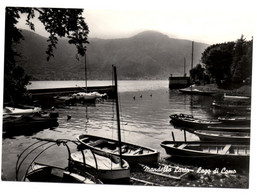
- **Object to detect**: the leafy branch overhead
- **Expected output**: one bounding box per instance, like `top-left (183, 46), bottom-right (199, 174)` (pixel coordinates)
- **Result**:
top-left (4, 7), bottom-right (89, 104)
top-left (12, 7), bottom-right (89, 60)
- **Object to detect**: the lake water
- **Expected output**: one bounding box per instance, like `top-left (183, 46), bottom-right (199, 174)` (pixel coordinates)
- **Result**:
top-left (2, 80), bottom-right (217, 181)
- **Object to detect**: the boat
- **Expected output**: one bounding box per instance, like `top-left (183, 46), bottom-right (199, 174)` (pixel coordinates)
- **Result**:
top-left (207, 125), bottom-right (250, 132)
top-left (71, 92), bottom-right (97, 101)
top-left (77, 134), bottom-right (159, 165)
top-left (16, 138), bottom-right (102, 184)
top-left (170, 113), bottom-right (222, 130)
top-left (194, 130), bottom-right (250, 142)
top-left (70, 149), bottom-right (130, 183)
top-left (217, 116), bottom-right (250, 126)
top-left (24, 162), bottom-right (102, 184)
top-left (179, 88), bottom-right (215, 96)
top-left (3, 106), bottom-right (41, 116)
top-left (77, 66), bottom-right (159, 166)
top-left (70, 66), bottom-right (132, 183)
top-left (3, 111), bottom-right (59, 132)
top-left (224, 93), bottom-right (250, 100)
top-left (160, 140), bottom-right (250, 166)
top-left (212, 101), bottom-right (251, 111)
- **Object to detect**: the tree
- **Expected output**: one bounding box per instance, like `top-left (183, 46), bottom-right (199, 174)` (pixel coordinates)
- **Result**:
top-left (190, 64), bottom-right (205, 83)
top-left (201, 37), bottom-right (252, 88)
top-left (4, 7), bottom-right (89, 104)
top-left (201, 42), bottom-right (234, 86)
top-left (231, 35), bottom-right (253, 83)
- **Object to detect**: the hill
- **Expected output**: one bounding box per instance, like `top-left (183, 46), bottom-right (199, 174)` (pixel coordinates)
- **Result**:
top-left (15, 30), bottom-right (209, 80)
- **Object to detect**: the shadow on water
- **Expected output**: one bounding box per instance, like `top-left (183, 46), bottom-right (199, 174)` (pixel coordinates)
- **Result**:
top-left (2, 122), bottom-right (59, 139)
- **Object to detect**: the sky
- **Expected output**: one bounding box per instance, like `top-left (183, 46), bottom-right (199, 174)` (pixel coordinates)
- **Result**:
top-left (5, 0), bottom-right (255, 45)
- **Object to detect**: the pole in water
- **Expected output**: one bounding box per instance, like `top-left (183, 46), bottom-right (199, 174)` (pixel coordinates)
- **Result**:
top-left (171, 131), bottom-right (175, 143)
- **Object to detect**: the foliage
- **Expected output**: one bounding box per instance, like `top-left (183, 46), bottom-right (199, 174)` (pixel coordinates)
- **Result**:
top-left (201, 36), bottom-right (252, 87)
top-left (231, 36), bottom-right (252, 83)
top-left (4, 7), bottom-right (89, 104)
top-left (190, 64), bottom-right (206, 84)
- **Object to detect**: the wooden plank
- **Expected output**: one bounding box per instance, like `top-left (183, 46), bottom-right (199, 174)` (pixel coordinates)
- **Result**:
top-left (88, 139), bottom-right (106, 147)
top-left (132, 148), bottom-right (143, 155)
top-left (178, 144), bottom-right (187, 149)
top-left (221, 144), bottom-right (231, 154)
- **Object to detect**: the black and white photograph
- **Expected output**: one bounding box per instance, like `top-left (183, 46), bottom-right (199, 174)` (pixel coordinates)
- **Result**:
top-left (1, 0), bottom-right (256, 194)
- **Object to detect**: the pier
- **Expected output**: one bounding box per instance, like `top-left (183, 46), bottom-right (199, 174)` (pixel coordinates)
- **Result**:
top-left (169, 75), bottom-right (190, 89)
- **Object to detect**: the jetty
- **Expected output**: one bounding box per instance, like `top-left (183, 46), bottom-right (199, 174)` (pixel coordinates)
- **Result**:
top-left (28, 85), bottom-right (115, 97)
top-left (169, 74), bottom-right (190, 89)
top-left (27, 85), bottom-right (115, 108)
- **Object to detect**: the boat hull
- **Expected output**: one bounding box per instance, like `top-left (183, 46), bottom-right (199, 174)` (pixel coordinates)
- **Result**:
top-left (70, 150), bottom-right (130, 183)
top-left (24, 162), bottom-right (102, 184)
top-left (161, 141), bottom-right (249, 167)
top-left (218, 117), bottom-right (250, 126)
top-left (170, 114), bottom-right (222, 130)
top-left (194, 130), bottom-right (250, 142)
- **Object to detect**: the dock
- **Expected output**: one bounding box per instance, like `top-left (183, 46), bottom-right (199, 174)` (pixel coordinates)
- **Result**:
top-left (169, 75), bottom-right (190, 89)
top-left (27, 85), bottom-right (115, 108)
top-left (28, 85), bottom-right (115, 97)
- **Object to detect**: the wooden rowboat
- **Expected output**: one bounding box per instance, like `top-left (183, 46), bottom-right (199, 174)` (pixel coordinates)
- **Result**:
top-left (217, 116), bottom-right (250, 126)
top-left (70, 149), bottom-right (130, 183)
top-left (16, 138), bottom-right (102, 184)
top-left (77, 66), bottom-right (159, 167)
top-left (207, 125), bottom-right (250, 132)
top-left (224, 93), bottom-right (250, 100)
top-left (77, 134), bottom-right (159, 166)
top-left (160, 140), bottom-right (249, 166)
top-left (170, 113), bottom-right (222, 130)
top-left (24, 162), bottom-right (102, 184)
top-left (194, 130), bottom-right (250, 142)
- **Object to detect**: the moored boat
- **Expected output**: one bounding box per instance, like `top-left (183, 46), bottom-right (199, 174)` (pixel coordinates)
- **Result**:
top-left (3, 106), bottom-right (42, 116)
top-left (160, 140), bottom-right (249, 166)
top-left (24, 162), bottom-right (102, 184)
top-left (212, 101), bottom-right (251, 111)
top-left (170, 113), bottom-right (222, 130)
top-left (3, 111), bottom-right (59, 132)
top-left (16, 138), bottom-right (102, 184)
top-left (224, 93), bottom-right (250, 100)
top-left (194, 130), bottom-right (250, 142)
top-left (76, 66), bottom-right (159, 167)
top-left (71, 92), bottom-right (97, 101)
top-left (77, 134), bottom-right (159, 166)
top-left (70, 149), bottom-right (130, 183)
top-left (179, 88), bottom-right (215, 96)
top-left (207, 125), bottom-right (250, 132)
top-left (217, 116), bottom-right (250, 126)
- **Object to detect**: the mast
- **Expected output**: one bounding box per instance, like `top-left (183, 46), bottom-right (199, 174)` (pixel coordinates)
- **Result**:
top-left (191, 41), bottom-right (194, 91)
top-left (184, 57), bottom-right (186, 76)
top-left (84, 53), bottom-right (88, 92)
top-left (191, 41), bottom-right (194, 70)
top-left (113, 65), bottom-right (123, 167)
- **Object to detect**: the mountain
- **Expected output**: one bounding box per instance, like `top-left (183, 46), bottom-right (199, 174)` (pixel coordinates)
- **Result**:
top-left (15, 30), bottom-right (209, 80)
